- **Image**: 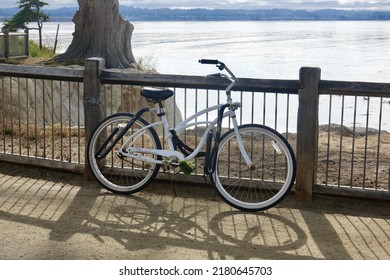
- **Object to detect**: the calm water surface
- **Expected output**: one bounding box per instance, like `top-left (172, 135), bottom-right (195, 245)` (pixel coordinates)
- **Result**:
top-left (27, 21), bottom-right (390, 131)
top-left (31, 21), bottom-right (390, 82)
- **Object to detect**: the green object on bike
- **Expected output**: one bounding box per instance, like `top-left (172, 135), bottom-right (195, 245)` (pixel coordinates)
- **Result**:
top-left (179, 160), bottom-right (196, 175)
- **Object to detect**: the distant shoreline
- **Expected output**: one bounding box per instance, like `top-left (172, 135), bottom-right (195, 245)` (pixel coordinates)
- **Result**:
top-left (1, 7), bottom-right (390, 22)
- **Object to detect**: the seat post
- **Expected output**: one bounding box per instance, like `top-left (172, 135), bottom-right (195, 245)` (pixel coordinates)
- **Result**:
top-left (157, 101), bottom-right (166, 118)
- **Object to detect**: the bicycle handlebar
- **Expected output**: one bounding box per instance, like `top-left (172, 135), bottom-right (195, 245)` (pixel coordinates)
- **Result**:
top-left (199, 58), bottom-right (239, 92)
top-left (199, 59), bottom-right (226, 71)
top-left (199, 59), bottom-right (219, 65)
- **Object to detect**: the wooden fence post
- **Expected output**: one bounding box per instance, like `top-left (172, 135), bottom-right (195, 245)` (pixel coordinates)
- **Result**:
top-left (4, 29), bottom-right (9, 60)
top-left (24, 29), bottom-right (29, 57)
top-left (83, 57), bottom-right (105, 181)
top-left (295, 67), bottom-right (321, 202)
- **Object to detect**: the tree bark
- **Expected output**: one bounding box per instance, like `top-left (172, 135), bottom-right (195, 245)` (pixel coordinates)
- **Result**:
top-left (55, 0), bottom-right (136, 69)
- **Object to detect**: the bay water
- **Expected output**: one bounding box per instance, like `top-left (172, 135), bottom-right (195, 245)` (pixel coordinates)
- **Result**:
top-left (28, 21), bottom-right (390, 132)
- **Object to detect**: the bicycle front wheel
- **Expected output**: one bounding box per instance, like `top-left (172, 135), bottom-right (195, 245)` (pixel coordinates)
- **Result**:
top-left (88, 113), bottom-right (161, 194)
top-left (211, 124), bottom-right (296, 211)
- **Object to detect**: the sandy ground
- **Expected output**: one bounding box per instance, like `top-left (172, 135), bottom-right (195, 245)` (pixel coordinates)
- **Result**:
top-left (0, 161), bottom-right (389, 260)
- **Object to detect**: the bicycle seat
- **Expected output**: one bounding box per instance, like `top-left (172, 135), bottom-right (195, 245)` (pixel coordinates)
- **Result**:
top-left (141, 87), bottom-right (174, 102)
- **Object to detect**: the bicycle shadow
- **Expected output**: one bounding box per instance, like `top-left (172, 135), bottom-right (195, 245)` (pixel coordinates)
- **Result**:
top-left (0, 162), bottom-right (367, 260)
top-left (0, 167), bottom-right (306, 259)
top-left (47, 185), bottom-right (311, 259)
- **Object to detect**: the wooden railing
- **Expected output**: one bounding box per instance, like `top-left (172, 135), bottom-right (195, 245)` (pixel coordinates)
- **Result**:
top-left (1, 58), bottom-right (390, 201)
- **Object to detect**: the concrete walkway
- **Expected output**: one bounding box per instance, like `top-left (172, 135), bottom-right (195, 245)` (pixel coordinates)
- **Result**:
top-left (0, 161), bottom-right (389, 260)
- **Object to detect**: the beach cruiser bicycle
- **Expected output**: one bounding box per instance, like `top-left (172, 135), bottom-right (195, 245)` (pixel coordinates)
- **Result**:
top-left (88, 59), bottom-right (296, 211)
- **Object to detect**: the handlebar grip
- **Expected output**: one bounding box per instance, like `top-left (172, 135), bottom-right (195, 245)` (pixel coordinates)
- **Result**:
top-left (199, 59), bottom-right (219, 65)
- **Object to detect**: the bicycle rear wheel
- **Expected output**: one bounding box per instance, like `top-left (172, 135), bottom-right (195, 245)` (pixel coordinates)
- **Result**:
top-left (211, 124), bottom-right (296, 211)
top-left (88, 113), bottom-right (161, 194)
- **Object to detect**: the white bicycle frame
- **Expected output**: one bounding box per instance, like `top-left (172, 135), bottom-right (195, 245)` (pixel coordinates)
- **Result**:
top-left (119, 100), bottom-right (253, 168)
top-left (118, 63), bottom-right (254, 169)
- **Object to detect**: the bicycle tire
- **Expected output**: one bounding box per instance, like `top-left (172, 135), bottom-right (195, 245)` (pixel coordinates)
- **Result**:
top-left (211, 124), bottom-right (296, 211)
top-left (88, 113), bottom-right (161, 194)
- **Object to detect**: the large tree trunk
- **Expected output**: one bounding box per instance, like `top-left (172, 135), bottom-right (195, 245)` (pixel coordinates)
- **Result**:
top-left (55, 0), bottom-right (136, 69)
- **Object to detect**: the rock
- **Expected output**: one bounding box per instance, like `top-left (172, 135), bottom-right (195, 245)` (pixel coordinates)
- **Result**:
top-left (0, 75), bottom-right (182, 129)
top-left (319, 123), bottom-right (389, 136)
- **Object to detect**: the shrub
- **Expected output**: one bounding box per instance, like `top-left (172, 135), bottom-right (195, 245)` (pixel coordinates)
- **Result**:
top-left (28, 40), bottom-right (54, 59)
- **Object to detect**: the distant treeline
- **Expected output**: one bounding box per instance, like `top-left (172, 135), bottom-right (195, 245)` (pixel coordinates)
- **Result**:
top-left (1, 6), bottom-right (390, 22)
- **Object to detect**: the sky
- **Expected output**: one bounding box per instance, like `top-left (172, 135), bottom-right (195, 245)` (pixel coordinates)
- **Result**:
top-left (0, 0), bottom-right (390, 10)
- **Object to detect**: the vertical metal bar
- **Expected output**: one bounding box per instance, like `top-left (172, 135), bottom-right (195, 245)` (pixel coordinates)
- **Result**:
top-left (388, 162), bottom-right (390, 191)
top-left (274, 92), bottom-right (278, 130)
top-left (325, 95), bottom-right (332, 186)
top-left (26, 78), bottom-right (30, 157)
top-left (362, 96), bottom-right (370, 189)
top-left (77, 82), bottom-right (81, 164)
top-left (42, 79), bottom-right (46, 158)
top-left (285, 93), bottom-right (290, 141)
top-left (110, 84), bottom-right (114, 115)
top-left (251, 91), bottom-right (255, 124)
top-left (130, 86), bottom-right (134, 113)
top-left (17, 78), bottom-right (21, 155)
top-left (34, 79), bottom-right (38, 157)
top-left (238, 90), bottom-right (244, 177)
top-left (240, 91), bottom-right (243, 126)
top-left (263, 92), bottom-right (266, 126)
top-left (206, 89), bottom-right (209, 124)
top-left (120, 85), bottom-right (124, 112)
top-left (1, 78), bottom-right (5, 153)
top-left (59, 81), bottom-right (63, 161)
top-left (51, 80), bottom-right (55, 160)
top-left (194, 88), bottom-right (198, 173)
top-left (68, 82), bottom-right (72, 162)
top-left (259, 92), bottom-right (266, 180)
top-left (273, 92), bottom-right (279, 179)
top-left (184, 88), bottom-right (187, 143)
top-left (338, 95), bottom-right (345, 187)
top-left (375, 97), bottom-right (383, 190)
top-left (107, 85), bottom-right (114, 168)
top-left (217, 89), bottom-right (221, 108)
top-left (173, 87), bottom-right (177, 127)
top-left (350, 96), bottom-right (358, 188)
top-left (9, 77), bottom-right (13, 154)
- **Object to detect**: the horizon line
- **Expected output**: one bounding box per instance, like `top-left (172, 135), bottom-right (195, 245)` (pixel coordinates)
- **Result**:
top-left (1, 6), bottom-right (390, 12)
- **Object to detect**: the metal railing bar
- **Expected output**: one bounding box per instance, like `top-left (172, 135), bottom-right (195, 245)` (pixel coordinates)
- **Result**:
top-left (42, 80), bottom-right (46, 159)
top-left (17, 78), bottom-right (21, 155)
top-left (285, 94), bottom-right (290, 141)
top-left (51, 80), bottom-right (55, 160)
top-left (59, 81), bottom-right (63, 161)
top-left (337, 95), bottom-right (345, 187)
top-left (362, 96), bottom-right (370, 189)
top-left (1, 78), bottom-right (5, 153)
top-left (376, 98), bottom-right (383, 190)
top-left (325, 95), bottom-right (332, 186)
top-left (77, 82), bottom-right (82, 164)
top-left (262, 92), bottom-right (266, 126)
top-left (350, 96), bottom-right (358, 188)
top-left (25, 78), bottom-right (30, 158)
top-left (10, 77), bottom-right (14, 154)
top-left (34, 79), bottom-right (38, 158)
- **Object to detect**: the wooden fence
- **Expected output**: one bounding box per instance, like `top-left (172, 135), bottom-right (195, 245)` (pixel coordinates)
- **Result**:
top-left (0, 58), bottom-right (389, 202)
top-left (0, 29), bottom-right (29, 61)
